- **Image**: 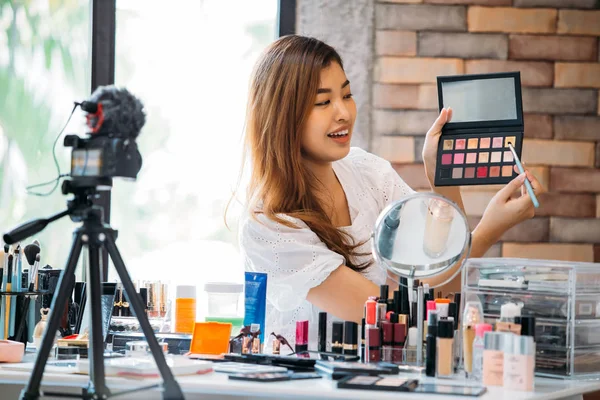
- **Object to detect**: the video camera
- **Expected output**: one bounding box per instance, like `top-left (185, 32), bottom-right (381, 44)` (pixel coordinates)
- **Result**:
top-left (65, 86), bottom-right (146, 186)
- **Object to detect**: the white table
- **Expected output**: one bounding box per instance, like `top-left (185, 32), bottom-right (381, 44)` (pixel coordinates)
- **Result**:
top-left (0, 366), bottom-right (598, 400)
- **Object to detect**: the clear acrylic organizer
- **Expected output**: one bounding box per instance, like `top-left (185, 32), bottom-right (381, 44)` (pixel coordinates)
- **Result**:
top-left (462, 257), bottom-right (600, 379)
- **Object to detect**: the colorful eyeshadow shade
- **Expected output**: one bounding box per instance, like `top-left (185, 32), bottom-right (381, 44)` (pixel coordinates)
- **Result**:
top-left (479, 152), bottom-right (489, 163)
top-left (443, 140), bottom-right (454, 151)
top-left (455, 139), bottom-right (466, 150)
top-left (504, 151), bottom-right (514, 162)
top-left (441, 169), bottom-right (451, 179)
top-left (492, 137), bottom-right (503, 148)
top-left (466, 153), bottom-right (477, 164)
top-left (465, 167), bottom-right (475, 178)
top-left (452, 168), bottom-right (462, 179)
top-left (490, 166), bottom-right (501, 177)
top-left (480, 137), bottom-right (491, 149)
top-left (477, 166), bottom-right (488, 178)
top-left (442, 154), bottom-right (452, 165)
top-left (491, 152), bottom-right (502, 163)
top-left (454, 153), bottom-right (464, 164)
top-left (502, 165), bottom-right (513, 177)
top-left (505, 136), bottom-right (516, 147)
top-left (467, 138), bottom-right (479, 149)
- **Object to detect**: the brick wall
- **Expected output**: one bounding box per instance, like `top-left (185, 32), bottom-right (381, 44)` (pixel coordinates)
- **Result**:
top-left (371, 0), bottom-right (600, 262)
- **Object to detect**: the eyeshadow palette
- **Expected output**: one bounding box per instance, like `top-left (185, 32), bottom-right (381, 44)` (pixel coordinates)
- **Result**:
top-left (435, 72), bottom-right (523, 186)
top-left (337, 375), bottom-right (419, 392)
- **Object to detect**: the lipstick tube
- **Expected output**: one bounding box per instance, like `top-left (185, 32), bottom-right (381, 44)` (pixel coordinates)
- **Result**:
top-left (366, 326), bottom-right (381, 363)
top-left (295, 320), bottom-right (309, 356)
top-left (343, 321), bottom-right (358, 356)
top-left (391, 313), bottom-right (406, 363)
top-left (318, 312), bottom-right (327, 355)
top-left (332, 321), bottom-right (344, 354)
top-left (381, 321), bottom-right (393, 362)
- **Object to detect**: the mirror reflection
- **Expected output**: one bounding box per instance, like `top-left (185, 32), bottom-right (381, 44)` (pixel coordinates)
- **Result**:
top-left (373, 193), bottom-right (471, 280)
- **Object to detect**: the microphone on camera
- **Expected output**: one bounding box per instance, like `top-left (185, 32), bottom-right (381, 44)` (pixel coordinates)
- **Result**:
top-left (77, 85), bottom-right (146, 139)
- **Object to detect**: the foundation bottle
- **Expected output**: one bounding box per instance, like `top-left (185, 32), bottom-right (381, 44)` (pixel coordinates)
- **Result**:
top-left (436, 320), bottom-right (454, 378)
top-left (504, 334), bottom-right (535, 391)
top-left (495, 303), bottom-right (522, 334)
top-left (462, 301), bottom-right (484, 376)
top-left (482, 332), bottom-right (505, 386)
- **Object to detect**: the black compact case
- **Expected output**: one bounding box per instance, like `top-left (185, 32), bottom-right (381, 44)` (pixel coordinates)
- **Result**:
top-left (434, 71), bottom-right (523, 187)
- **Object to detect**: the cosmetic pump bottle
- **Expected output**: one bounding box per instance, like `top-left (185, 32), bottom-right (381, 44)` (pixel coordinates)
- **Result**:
top-left (496, 303), bottom-right (523, 334)
top-left (425, 311), bottom-right (438, 377)
top-left (423, 199), bottom-right (454, 258)
top-left (462, 301), bottom-right (484, 377)
top-left (471, 323), bottom-right (492, 381)
top-left (436, 319), bottom-right (455, 378)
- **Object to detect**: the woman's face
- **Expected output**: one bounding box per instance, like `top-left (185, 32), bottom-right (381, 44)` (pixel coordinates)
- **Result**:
top-left (301, 62), bottom-right (356, 165)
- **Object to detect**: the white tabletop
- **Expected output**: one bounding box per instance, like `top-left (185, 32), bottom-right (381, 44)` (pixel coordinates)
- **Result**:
top-left (0, 365), bottom-right (598, 400)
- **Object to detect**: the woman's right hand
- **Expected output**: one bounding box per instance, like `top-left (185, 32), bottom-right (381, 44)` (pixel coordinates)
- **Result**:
top-left (473, 170), bottom-right (545, 251)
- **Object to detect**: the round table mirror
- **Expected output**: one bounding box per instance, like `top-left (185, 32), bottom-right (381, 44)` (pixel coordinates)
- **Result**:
top-left (372, 192), bottom-right (471, 287)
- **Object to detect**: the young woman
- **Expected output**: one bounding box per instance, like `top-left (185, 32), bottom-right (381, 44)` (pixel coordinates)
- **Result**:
top-left (238, 35), bottom-right (543, 351)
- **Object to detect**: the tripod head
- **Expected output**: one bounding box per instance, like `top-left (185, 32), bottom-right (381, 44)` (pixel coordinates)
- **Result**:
top-left (3, 178), bottom-right (112, 245)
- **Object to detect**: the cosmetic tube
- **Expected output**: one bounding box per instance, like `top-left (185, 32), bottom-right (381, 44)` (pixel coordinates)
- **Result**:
top-left (399, 278), bottom-right (410, 316)
top-left (425, 311), bottom-right (438, 377)
top-left (423, 199), bottom-right (454, 258)
top-left (496, 303), bottom-right (522, 334)
top-left (424, 300), bottom-right (437, 342)
top-left (361, 318), bottom-right (366, 362)
top-left (462, 301), bottom-right (484, 376)
top-left (332, 322), bottom-right (344, 354)
top-left (436, 320), bottom-right (454, 378)
top-left (318, 312), bottom-right (327, 354)
top-left (504, 334), bottom-right (535, 391)
top-left (416, 285), bottom-right (424, 366)
top-left (483, 332), bottom-right (504, 386)
top-left (406, 327), bottom-right (418, 363)
top-left (381, 321), bottom-right (393, 362)
top-left (366, 326), bottom-right (381, 363)
top-left (472, 323), bottom-right (492, 381)
top-left (175, 285), bottom-right (196, 334)
top-left (391, 313), bottom-right (406, 363)
top-left (517, 316), bottom-right (536, 338)
top-left (378, 285), bottom-right (389, 325)
top-left (343, 321), bottom-right (358, 356)
top-left (435, 298), bottom-right (450, 318)
top-left (295, 320), bottom-right (308, 354)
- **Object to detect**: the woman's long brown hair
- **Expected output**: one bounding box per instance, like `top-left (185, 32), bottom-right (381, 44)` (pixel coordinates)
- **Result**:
top-left (242, 35), bottom-right (369, 272)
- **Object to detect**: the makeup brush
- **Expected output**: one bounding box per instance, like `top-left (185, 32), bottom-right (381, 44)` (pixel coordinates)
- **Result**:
top-left (508, 142), bottom-right (539, 208)
top-left (24, 243), bottom-right (40, 269)
top-left (16, 253), bottom-right (41, 343)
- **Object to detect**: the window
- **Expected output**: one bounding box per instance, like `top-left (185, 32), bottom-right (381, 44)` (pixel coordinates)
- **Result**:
top-left (111, 0), bottom-right (278, 299)
top-left (0, 0), bottom-right (91, 268)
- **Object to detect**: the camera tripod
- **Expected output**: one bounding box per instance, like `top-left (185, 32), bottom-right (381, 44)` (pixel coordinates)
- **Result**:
top-left (3, 180), bottom-right (184, 400)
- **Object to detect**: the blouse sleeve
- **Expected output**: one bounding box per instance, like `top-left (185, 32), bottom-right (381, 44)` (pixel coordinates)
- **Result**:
top-left (239, 214), bottom-right (345, 312)
top-left (350, 147), bottom-right (416, 210)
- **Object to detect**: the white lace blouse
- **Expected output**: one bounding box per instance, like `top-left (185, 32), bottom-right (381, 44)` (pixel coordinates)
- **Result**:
top-left (239, 147), bottom-right (415, 353)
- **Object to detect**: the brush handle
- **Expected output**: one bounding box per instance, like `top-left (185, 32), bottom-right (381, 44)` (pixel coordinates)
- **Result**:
top-left (508, 143), bottom-right (539, 208)
top-left (0, 294), bottom-right (5, 340)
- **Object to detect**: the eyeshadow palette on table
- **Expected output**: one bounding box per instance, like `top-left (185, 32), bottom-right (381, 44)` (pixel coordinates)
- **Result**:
top-left (435, 71), bottom-right (523, 187)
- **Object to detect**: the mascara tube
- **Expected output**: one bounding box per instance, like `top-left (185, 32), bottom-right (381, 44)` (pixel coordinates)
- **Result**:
top-left (425, 311), bottom-right (438, 377)
top-left (318, 312), bottom-right (327, 356)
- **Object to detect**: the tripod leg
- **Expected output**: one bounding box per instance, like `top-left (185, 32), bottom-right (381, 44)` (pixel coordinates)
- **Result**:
top-left (20, 234), bottom-right (83, 400)
top-left (85, 241), bottom-right (110, 398)
top-left (104, 235), bottom-right (184, 400)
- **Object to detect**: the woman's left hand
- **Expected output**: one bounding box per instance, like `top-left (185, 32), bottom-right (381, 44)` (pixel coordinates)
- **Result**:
top-left (422, 108), bottom-right (452, 188)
